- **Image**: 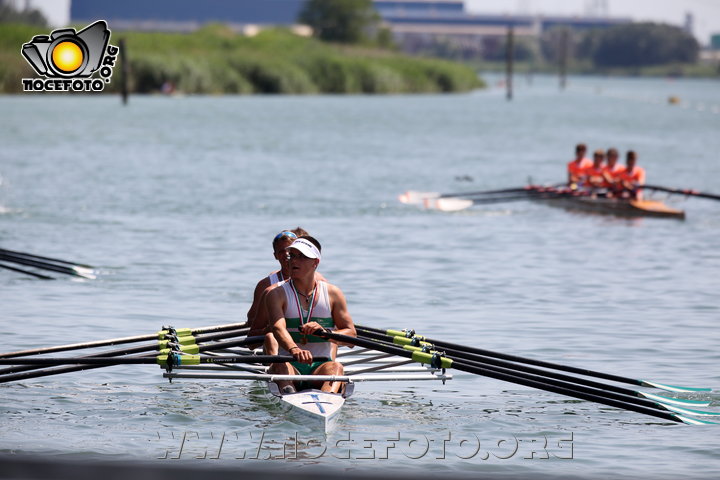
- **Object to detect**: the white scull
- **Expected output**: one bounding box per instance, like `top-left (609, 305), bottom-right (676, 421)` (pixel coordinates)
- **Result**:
top-left (164, 346), bottom-right (452, 432)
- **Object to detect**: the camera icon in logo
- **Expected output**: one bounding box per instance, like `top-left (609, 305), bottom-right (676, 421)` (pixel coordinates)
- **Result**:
top-left (22, 20), bottom-right (110, 78)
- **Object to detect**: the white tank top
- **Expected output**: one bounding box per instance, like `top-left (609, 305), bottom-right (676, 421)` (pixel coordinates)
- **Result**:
top-left (278, 280), bottom-right (334, 358)
top-left (267, 271), bottom-right (283, 285)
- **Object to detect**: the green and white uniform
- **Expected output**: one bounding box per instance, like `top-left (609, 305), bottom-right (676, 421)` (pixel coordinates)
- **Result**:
top-left (279, 280), bottom-right (334, 375)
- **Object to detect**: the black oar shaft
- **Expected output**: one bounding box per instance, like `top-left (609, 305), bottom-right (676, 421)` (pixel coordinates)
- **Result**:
top-left (0, 330), bottom-right (257, 378)
top-left (0, 340), bottom-right (160, 376)
top-left (450, 356), bottom-right (681, 423)
top-left (644, 184), bottom-right (720, 201)
top-left (0, 253), bottom-right (85, 277)
top-left (0, 324), bottom-right (249, 359)
top-left (0, 357), bottom-right (155, 383)
top-left (443, 183), bottom-right (566, 199)
top-left (0, 333), bottom-right (159, 359)
top-left (0, 331), bottom-right (260, 384)
top-left (358, 334), bottom-right (671, 413)
top-left (357, 325), bottom-right (644, 387)
top-left (0, 263), bottom-right (54, 280)
top-left (0, 248), bottom-right (93, 268)
top-left (0, 354), bottom-right (325, 366)
top-left (356, 330), bottom-right (646, 398)
top-left (318, 330), bottom-right (682, 423)
top-left (443, 187), bottom-right (532, 198)
top-left (468, 192), bottom-right (568, 204)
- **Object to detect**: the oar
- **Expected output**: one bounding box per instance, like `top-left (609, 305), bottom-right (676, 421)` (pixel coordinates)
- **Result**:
top-left (0, 322), bottom-right (248, 359)
top-left (0, 248), bottom-right (93, 269)
top-left (0, 253), bottom-right (95, 279)
top-left (356, 325), bottom-right (710, 394)
top-left (400, 184), bottom-right (566, 205)
top-left (0, 332), bottom-right (262, 384)
top-left (0, 262), bottom-right (54, 280)
top-left (0, 327), bottom-right (253, 376)
top-left (425, 189), bottom-right (572, 212)
top-left (315, 330), bottom-right (714, 425)
top-left (0, 354), bottom-right (322, 366)
top-left (643, 184), bottom-right (720, 201)
top-left (355, 330), bottom-right (718, 417)
top-left (423, 192), bottom-right (556, 211)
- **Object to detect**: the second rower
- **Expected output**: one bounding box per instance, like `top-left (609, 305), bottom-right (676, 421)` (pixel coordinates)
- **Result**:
top-left (266, 236), bottom-right (357, 394)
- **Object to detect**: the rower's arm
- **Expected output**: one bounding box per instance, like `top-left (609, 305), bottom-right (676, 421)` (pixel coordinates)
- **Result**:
top-left (248, 286), bottom-right (273, 337)
top-left (267, 287), bottom-right (298, 352)
top-left (247, 277), bottom-right (271, 327)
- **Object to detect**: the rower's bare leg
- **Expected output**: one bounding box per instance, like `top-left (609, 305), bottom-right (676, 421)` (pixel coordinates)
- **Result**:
top-left (312, 361), bottom-right (345, 393)
top-left (268, 362), bottom-right (299, 392)
top-left (263, 332), bottom-right (278, 355)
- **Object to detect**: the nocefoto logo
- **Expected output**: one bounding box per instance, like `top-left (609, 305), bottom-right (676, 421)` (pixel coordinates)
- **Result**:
top-left (21, 20), bottom-right (119, 93)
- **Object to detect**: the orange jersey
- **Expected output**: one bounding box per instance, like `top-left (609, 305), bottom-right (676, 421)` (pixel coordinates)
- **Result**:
top-left (604, 164), bottom-right (626, 179)
top-left (619, 166), bottom-right (646, 185)
top-left (567, 158), bottom-right (592, 179)
top-left (603, 164), bottom-right (626, 187)
top-left (583, 165), bottom-right (605, 186)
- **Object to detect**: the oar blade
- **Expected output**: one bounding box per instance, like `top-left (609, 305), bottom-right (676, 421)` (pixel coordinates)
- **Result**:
top-left (674, 415), bottom-right (718, 425)
top-left (71, 266), bottom-right (97, 280)
top-left (660, 404), bottom-right (720, 418)
top-left (424, 197), bottom-right (474, 212)
top-left (398, 191), bottom-right (439, 205)
top-left (641, 380), bottom-right (712, 393)
top-left (640, 392), bottom-right (711, 407)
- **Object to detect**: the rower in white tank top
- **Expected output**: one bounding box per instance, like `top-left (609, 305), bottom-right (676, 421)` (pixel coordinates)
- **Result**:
top-left (277, 280), bottom-right (334, 360)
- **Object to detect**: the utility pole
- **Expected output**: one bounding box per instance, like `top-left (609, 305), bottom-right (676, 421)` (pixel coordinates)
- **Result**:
top-left (559, 28), bottom-right (568, 91)
top-left (119, 38), bottom-right (129, 105)
top-left (506, 24), bottom-right (514, 101)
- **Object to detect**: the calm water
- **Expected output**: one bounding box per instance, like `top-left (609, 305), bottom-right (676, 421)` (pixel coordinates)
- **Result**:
top-left (1, 74), bottom-right (719, 478)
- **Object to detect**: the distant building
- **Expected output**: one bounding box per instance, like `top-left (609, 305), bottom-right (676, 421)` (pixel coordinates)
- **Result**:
top-left (712, 34), bottom-right (720, 50)
top-left (70, 0), bottom-right (631, 54)
top-left (373, 0), bottom-right (630, 57)
top-left (70, 0), bottom-right (307, 33)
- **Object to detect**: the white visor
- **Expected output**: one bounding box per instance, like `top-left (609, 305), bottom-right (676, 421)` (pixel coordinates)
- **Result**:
top-left (288, 238), bottom-right (321, 260)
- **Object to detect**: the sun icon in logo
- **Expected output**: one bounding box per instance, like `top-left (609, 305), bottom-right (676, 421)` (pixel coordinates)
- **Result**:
top-left (51, 41), bottom-right (84, 73)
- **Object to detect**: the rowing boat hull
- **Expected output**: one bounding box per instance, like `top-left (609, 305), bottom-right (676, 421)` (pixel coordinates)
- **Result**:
top-left (266, 382), bottom-right (351, 432)
top-left (539, 196), bottom-right (685, 220)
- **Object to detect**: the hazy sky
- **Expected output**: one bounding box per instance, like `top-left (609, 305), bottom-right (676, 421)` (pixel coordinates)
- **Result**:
top-left (24, 0), bottom-right (720, 46)
top-left (466, 0), bottom-right (720, 45)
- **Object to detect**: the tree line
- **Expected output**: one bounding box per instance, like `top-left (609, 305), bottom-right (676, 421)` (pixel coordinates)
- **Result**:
top-left (298, 2), bottom-right (700, 69)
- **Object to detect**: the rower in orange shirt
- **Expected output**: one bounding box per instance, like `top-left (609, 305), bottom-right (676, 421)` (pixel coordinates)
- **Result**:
top-left (567, 143), bottom-right (592, 185)
top-left (603, 147), bottom-right (626, 193)
top-left (582, 149), bottom-right (606, 189)
top-left (618, 150), bottom-right (646, 199)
